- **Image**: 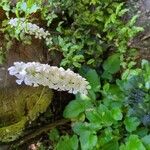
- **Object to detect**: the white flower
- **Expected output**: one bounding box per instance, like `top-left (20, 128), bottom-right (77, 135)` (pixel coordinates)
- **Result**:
top-left (8, 62), bottom-right (90, 95)
top-left (8, 18), bottom-right (52, 46)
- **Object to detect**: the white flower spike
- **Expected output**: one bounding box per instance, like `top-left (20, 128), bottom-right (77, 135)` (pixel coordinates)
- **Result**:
top-left (8, 62), bottom-right (90, 95)
top-left (8, 18), bottom-right (52, 46)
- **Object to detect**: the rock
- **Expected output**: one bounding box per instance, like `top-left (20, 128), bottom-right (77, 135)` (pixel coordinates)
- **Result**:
top-left (126, 0), bottom-right (150, 60)
top-left (0, 86), bottom-right (53, 142)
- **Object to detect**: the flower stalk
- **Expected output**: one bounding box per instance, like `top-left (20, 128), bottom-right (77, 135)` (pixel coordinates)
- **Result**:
top-left (8, 62), bottom-right (90, 95)
top-left (8, 18), bottom-right (52, 46)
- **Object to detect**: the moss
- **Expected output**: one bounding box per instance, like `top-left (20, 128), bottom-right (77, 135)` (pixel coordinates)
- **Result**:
top-left (27, 87), bottom-right (53, 121)
top-left (0, 117), bottom-right (27, 142)
top-left (0, 86), bottom-right (53, 142)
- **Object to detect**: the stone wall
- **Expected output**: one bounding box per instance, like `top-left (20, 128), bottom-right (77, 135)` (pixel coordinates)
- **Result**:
top-left (127, 0), bottom-right (150, 60)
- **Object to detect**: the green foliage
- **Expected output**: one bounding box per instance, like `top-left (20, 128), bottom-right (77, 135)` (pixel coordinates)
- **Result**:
top-left (102, 53), bottom-right (121, 80)
top-left (63, 97), bottom-right (92, 119)
top-left (56, 135), bottom-right (78, 150)
top-left (0, 0), bottom-right (143, 70)
top-left (142, 135), bottom-right (150, 149)
top-left (103, 54), bottom-right (121, 74)
top-left (48, 128), bottom-right (60, 143)
top-left (85, 69), bottom-right (101, 92)
top-left (124, 117), bottom-right (140, 132)
top-left (120, 135), bottom-right (146, 150)
top-left (61, 61), bottom-right (150, 150)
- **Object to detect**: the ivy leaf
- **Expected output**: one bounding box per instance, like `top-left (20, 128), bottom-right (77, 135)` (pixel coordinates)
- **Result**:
top-left (56, 135), bottom-right (78, 150)
top-left (72, 122), bottom-right (101, 135)
top-left (86, 69), bottom-right (101, 92)
top-left (124, 117), bottom-right (140, 132)
top-left (86, 108), bottom-right (102, 123)
top-left (111, 107), bottom-right (122, 121)
top-left (142, 135), bottom-right (150, 149)
top-left (101, 139), bottom-right (119, 150)
top-left (102, 71), bottom-right (112, 80)
top-left (103, 54), bottom-right (120, 74)
top-left (48, 128), bottom-right (60, 142)
top-left (79, 131), bottom-right (97, 150)
top-left (120, 135), bottom-right (146, 150)
top-left (63, 99), bottom-right (92, 118)
top-left (97, 104), bottom-right (114, 126)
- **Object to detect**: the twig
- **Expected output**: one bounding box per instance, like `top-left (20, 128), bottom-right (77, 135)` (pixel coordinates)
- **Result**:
top-left (9, 119), bottom-right (70, 148)
top-left (141, 34), bottom-right (150, 41)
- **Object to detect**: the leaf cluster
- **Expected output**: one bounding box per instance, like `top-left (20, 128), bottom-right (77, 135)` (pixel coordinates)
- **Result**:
top-left (0, 0), bottom-right (143, 69)
top-left (54, 61), bottom-right (150, 150)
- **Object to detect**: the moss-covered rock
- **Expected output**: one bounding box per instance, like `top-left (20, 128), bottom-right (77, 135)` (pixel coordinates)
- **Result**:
top-left (0, 86), bottom-right (53, 142)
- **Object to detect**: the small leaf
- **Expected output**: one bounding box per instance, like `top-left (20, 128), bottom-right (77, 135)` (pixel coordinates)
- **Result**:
top-left (28, 4), bottom-right (39, 14)
top-left (20, 2), bottom-right (27, 12)
top-left (86, 69), bottom-right (101, 92)
top-left (63, 99), bottom-right (92, 118)
top-left (124, 117), bottom-right (140, 132)
top-left (56, 135), bottom-right (78, 150)
top-left (87, 59), bottom-right (95, 65)
top-left (102, 71), bottom-right (112, 80)
top-left (120, 135), bottom-right (146, 150)
top-left (103, 54), bottom-right (120, 74)
top-left (128, 15), bottom-right (139, 26)
top-left (48, 128), bottom-right (60, 142)
top-left (101, 139), bottom-right (119, 150)
top-left (97, 104), bottom-right (114, 126)
top-left (142, 135), bottom-right (150, 149)
top-left (115, 3), bottom-right (124, 15)
top-left (80, 131), bottom-right (97, 150)
top-left (72, 122), bottom-right (101, 135)
top-left (111, 107), bottom-right (122, 121)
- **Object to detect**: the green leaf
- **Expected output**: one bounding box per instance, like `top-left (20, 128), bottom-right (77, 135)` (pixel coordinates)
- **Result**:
top-left (87, 59), bottom-right (95, 65)
top-left (102, 71), bottom-right (112, 80)
top-left (48, 128), bottom-right (60, 142)
top-left (115, 3), bottom-right (124, 15)
top-left (72, 122), bottom-right (101, 135)
top-left (142, 135), bottom-right (150, 150)
top-left (28, 4), bottom-right (39, 14)
top-left (101, 139), bottom-right (119, 150)
top-left (120, 135), bottom-right (146, 150)
top-left (124, 117), bottom-right (140, 132)
top-left (2, 4), bottom-right (10, 11)
top-left (118, 9), bottom-right (129, 16)
top-left (103, 54), bottom-right (120, 74)
top-left (73, 62), bottom-right (81, 68)
top-left (80, 131), bottom-right (97, 150)
top-left (110, 14), bottom-right (116, 23)
top-left (27, 0), bottom-right (35, 7)
top-left (111, 107), bottom-right (122, 121)
top-left (128, 15), bottom-right (139, 27)
top-left (56, 135), bottom-right (78, 150)
top-left (86, 69), bottom-right (101, 92)
top-left (97, 104), bottom-right (114, 126)
top-left (20, 2), bottom-right (27, 12)
top-left (86, 108), bottom-right (102, 123)
top-left (63, 99), bottom-right (92, 118)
